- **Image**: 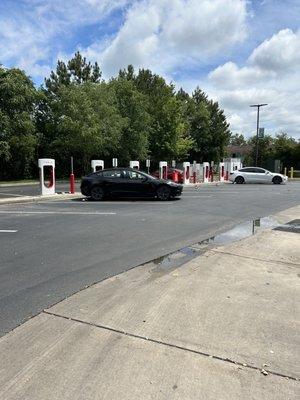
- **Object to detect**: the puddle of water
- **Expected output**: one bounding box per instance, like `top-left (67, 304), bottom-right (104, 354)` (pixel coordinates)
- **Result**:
top-left (208, 216), bottom-right (279, 245)
top-left (149, 216), bottom-right (280, 273)
top-left (274, 219), bottom-right (300, 234)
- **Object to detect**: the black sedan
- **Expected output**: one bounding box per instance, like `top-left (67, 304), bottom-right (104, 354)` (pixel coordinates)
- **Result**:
top-left (80, 168), bottom-right (183, 201)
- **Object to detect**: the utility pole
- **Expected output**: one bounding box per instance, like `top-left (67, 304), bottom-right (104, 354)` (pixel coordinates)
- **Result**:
top-left (250, 103), bottom-right (268, 166)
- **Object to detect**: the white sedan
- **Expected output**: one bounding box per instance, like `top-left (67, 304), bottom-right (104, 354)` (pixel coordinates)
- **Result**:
top-left (229, 167), bottom-right (288, 184)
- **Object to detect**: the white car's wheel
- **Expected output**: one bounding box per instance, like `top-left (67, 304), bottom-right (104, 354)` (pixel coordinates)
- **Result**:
top-left (235, 176), bottom-right (245, 184)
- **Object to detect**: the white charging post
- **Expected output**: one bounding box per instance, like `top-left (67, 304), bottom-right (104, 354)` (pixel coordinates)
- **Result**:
top-left (91, 160), bottom-right (104, 172)
top-left (129, 161), bottom-right (140, 170)
top-left (183, 162), bottom-right (191, 185)
top-left (112, 158), bottom-right (118, 168)
top-left (38, 158), bottom-right (55, 196)
top-left (146, 159), bottom-right (150, 174)
top-left (159, 161), bottom-right (168, 179)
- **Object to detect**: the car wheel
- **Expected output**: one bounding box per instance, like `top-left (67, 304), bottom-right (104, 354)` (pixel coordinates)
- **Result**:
top-left (235, 176), bottom-right (245, 184)
top-left (157, 185), bottom-right (171, 200)
top-left (272, 176), bottom-right (282, 185)
top-left (90, 186), bottom-right (104, 200)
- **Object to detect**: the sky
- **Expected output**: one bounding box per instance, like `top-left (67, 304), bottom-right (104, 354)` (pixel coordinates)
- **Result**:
top-left (1, 0), bottom-right (300, 139)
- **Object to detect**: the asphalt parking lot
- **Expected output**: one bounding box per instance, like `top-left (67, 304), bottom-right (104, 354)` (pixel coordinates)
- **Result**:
top-left (1, 182), bottom-right (300, 336)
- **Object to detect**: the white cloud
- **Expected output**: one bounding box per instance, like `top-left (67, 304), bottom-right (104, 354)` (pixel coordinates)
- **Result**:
top-left (249, 28), bottom-right (300, 73)
top-left (0, 0), bottom-right (128, 79)
top-left (84, 0), bottom-right (247, 77)
top-left (207, 29), bottom-right (300, 138)
top-left (209, 62), bottom-right (271, 89)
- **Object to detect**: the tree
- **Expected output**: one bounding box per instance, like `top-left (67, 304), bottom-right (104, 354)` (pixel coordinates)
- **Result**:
top-left (43, 82), bottom-right (125, 175)
top-left (133, 68), bottom-right (193, 160)
top-left (229, 133), bottom-right (247, 146)
top-left (108, 76), bottom-right (151, 163)
top-left (45, 51), bottom-right (101, 94)
top-left (246, 134), bottom-right (274, 167)
top-left (206, 99), bottom-right (231, 161)
top-left (272, 132), bottom-right (297, 168)
top-left (0, 67), bottom-right (38, 179)
top-left (182, 88), bottom-right (230, 162)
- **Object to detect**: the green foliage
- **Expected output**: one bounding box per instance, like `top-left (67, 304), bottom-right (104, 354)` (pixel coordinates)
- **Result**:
top-left (244, 132), bottom-right (299, 169)
top-left (246, 134), bottom-right (274, 166)
top-left (42, 83), bottom-right (125, 174)
top-left (229, 133), bottom-right (247, 146)
top-left (272, 132), bottom-right (297, 167)
top-left (45, 51), bottom-right (101, 94)
top-left (0, 53), bottom-right (239, 179)
top-left (182, 88), bottom-right (230, 162)
top-left (108, 76), bottom-right (151, 163)
top-left (0, 67), bottom-right (38, 179)
top-left (132, 68), bottom-right (193, 160)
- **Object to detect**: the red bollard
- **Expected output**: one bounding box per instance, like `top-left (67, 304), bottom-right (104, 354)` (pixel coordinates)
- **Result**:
top-left (172, 170), bottom-right (178, 182)
top-left (219, 165), bottom-right (225, 181)
top-left (193, 171), bottom-right (197, 183)
top-left (70, 173), bottom-right (75, 194)
top-left (205, 166), bottom-right (209, 180)
top-left (225, 171), bottom-right (229, 181)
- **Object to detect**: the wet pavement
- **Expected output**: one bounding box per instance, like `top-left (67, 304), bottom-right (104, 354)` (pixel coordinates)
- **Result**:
top-left (145, 216), bottom-right (283, 272)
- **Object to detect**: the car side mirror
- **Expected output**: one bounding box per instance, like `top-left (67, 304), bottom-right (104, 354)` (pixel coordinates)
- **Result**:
top-left (142, 177), bottom-right (148, 182)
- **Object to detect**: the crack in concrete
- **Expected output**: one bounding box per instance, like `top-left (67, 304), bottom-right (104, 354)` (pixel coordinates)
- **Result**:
top-left (43, 310), bottom-right (299, 382)
top-left (211, 250), bottom-right (300, 267)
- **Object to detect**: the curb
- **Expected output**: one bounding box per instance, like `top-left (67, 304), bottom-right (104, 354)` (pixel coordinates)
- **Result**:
top-left (183, 181), bottom-right (230, 187)
top-left (0, 192), bottom-right (83, 205)
top-left (0, 182), bottom-right (39, 188)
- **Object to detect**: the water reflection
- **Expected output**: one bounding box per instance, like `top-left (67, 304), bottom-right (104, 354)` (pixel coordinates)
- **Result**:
top-left (150, 216), bottom-right (280, 272)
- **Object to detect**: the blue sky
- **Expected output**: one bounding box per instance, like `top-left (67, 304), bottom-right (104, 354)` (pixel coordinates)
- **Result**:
top-left (1, 0), bottom-right (299, 138)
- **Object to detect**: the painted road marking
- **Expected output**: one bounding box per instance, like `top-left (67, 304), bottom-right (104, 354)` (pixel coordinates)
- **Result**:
top-left (0, 211), bottom-right (116, 215)
top-left (0, 229), bottom-right (18, 233)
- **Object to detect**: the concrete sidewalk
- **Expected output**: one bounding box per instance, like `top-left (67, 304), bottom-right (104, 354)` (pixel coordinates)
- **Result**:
top-left (0, 206), bottom-right (299, 399)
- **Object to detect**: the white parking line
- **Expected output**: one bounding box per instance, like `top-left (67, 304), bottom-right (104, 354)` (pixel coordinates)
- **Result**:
top-left (0, 211), bottom-right (116, 215)
top-left (0, 229), bottom-right (18, 233)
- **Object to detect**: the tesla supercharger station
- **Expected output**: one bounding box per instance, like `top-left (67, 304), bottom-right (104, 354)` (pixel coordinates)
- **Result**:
top-left (224, 158), bottom-right (242, 175)
top-left (129, 161), bottom-right (140, 170)
top-left (159, 161), bottom-right (168, 179)
top-left (219, 162), bottom-right (225, 182)
top-left (183, 162), bottom-right (191, 185)
top-left (91, 160), bottom-right (104, 172)
top-left (38, 158), bottom-right (55, 196)
top-left (112, 158), bottom-right (118, 167)
top-left (203, 162), bottom-right (210, 183)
